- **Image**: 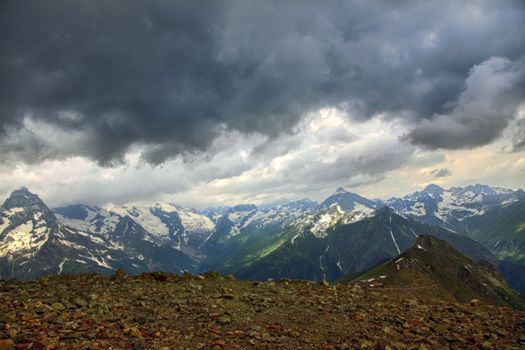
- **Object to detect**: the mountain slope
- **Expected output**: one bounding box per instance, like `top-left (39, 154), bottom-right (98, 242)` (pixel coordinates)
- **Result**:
top-left (341, 235), bottom-right (525, 310)
top-left (200, 200), bottom-right (317, 268)
top-left (0, 188), bottom-right (195, 280)
top-left (462, 197), bottom-right (525, 265)
top-left (384, 184), bottom-right (525, 231)
top-left (215, 207), bottom-right (495, 282)
top-left (319, 187), bottom-right (378, 212)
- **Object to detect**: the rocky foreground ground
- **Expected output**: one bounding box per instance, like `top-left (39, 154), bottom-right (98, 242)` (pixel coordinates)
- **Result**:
top-left (0, 271), bottom-right (524, 350)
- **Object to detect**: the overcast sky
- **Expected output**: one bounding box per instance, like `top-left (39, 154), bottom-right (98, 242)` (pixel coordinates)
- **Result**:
top-left (1, 0), bottom-right (524, 208)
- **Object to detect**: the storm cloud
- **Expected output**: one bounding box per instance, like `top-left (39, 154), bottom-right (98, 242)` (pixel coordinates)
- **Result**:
top-left (430, 168), bottom-right (452, 178)
top-left (405, 57), bottom-right (525, 149)
top-left (1, 0), bottom-right (525, 166)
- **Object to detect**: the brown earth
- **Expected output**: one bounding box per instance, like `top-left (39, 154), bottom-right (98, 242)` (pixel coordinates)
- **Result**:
top-left (0, 271), bottom-right (524, 350)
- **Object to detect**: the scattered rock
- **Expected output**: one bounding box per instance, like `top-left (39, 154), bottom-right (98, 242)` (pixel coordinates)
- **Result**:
top-left (0, 272), bottom-right (522, 349)
top-left (0, 339), bottom-right (14, 350)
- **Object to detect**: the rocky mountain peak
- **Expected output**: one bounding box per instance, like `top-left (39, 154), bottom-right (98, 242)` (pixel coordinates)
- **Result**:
top-left (229, 204), bottom-right (257, 213)
top-left (2, 187), bottom-right (48, 211)
top-left (373, 205), bottom-right (396, 217)
top-left (282, 198), bottom-right (317, 211)
top-left (320, 189), bottom-right (376, 212)
top-left (346, 235), bottom-right (525, 310)
top-left (422, 183), bottom-right (444, 195)
top-left (334, 187), bottom-right (347, 195)
top-left (414, 234), bottom-right (440, 250)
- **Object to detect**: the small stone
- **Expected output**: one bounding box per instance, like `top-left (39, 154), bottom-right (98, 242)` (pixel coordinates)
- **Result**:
top-left (217, 315), bottom-right (231, 325)
top-left (211, 339), bottom-right (226, 349)
top-left (125, 326), bottom-right (142, 337)
top-left (359, 340), bottom-right (374, 349)
top-left (51, 302), bottom-right (65, 310)
top-left (470, 299), bottom-right (480, 306)
top-left (405, 298), bottom-right (419, 307)
top-left (480, 341), bottom-right (493, 349)
top-left (74, 298), bottom-right (88, 307)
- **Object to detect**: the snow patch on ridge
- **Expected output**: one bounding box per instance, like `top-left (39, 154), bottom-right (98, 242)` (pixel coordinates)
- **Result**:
top-left (0, 220), bottom-right (49, 257)
top-left (388, 216), bottom-right (401, 255)
top-left (108, 204), bottom-right (170, 238)
top-left (343, 203), bottom-right (374, 224)
top-left (177, 208), bottom-right (214, 232)
top-left (311, 212), bottom-right (338, 238)
top-left (319, 244), bottom-right (330, 279)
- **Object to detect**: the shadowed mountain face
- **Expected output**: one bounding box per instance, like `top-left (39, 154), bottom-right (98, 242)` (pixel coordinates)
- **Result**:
top-left (462, 198), bottom-right (525, 265)
top-left (214, 207), bottom-right (496, 283)
top-left (341, 235), bottom-right (525, 310)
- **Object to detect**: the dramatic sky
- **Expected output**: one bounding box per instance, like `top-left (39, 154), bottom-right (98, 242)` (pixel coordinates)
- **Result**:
top-left (1, 0), bottom-right (525, 207)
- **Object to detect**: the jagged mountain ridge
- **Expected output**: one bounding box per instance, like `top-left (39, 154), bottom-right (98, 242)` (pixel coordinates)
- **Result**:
top-left (51, 183), bottom-right (524, 258)
top-left (54, 199), bottom-right (320, 258)
top-left (213, 207), bottom-right (496, 283)
top-left (0, 188), bottom-right (195, 280)
top-left (383, 183), bottom-right (525, 230)
top-left (341, 235), bottom-right (525, 310)
top-left (1, 184), bottom-right (523, 290)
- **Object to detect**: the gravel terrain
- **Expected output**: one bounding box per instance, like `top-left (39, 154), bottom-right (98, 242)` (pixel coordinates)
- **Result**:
top-left (0, 271), bottom-right (524, 349)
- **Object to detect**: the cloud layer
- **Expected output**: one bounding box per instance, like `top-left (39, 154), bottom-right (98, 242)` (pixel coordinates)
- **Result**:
top-left (1, 0), bottom-right (524, 206)
top-left (1, 0), bottom-right (525, 166)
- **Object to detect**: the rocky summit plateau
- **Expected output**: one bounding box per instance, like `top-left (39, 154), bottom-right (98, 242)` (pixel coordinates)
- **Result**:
top-left (1, 271), bottom-right (525, 350)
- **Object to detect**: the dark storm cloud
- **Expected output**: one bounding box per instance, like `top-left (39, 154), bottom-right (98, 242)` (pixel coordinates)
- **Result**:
top-left (404, 57), bottom-right (525, 149)
top-left (512, 118), bottom-right (525, 152)
top-left (430, 168), bottom-right (452, 178)
top-left (1, 0), bottom-right (525, 165)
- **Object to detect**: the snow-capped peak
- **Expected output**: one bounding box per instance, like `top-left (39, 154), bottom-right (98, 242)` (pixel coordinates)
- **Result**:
top-left (0, 188), bottom-right (55, 259)
top-left (422, 184), bottom-right (445, 195)
top-left (2, 187), bottom-right (49, 212)
top-left (334, 187), bottom-right (347, 195)
top-left (384, 183), bottom-right (523, 225)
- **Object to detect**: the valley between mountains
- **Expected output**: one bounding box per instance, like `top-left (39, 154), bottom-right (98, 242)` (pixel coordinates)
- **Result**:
top-left (1, 184), bottom-right (525, 296)
top-left (2, 184), bottom-right (525, 349)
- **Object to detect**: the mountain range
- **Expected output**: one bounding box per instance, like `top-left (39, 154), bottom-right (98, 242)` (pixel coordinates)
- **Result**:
top-left (1, 184), bottom-right (524, 294)
top-left (340, 234), bottom-right (525, 310)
